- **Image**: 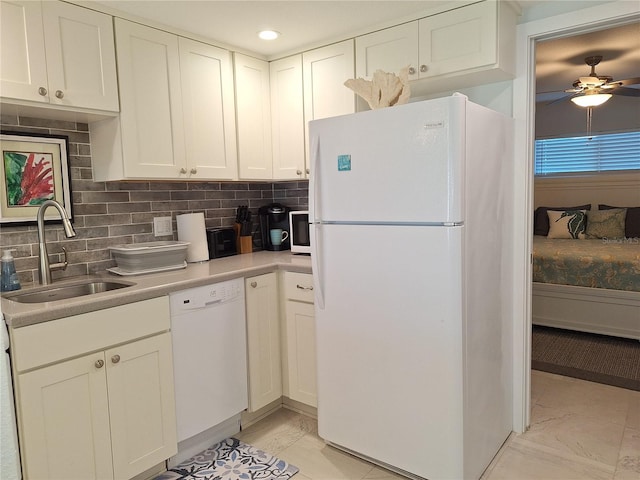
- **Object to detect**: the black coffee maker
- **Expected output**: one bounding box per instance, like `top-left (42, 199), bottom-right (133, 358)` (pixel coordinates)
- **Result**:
top-left (258, 203), bottom-right (291, 251)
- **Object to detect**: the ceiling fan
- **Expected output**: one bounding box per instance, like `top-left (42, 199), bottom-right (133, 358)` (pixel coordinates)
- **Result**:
top-left (542, 55), bottom-right (640, 107)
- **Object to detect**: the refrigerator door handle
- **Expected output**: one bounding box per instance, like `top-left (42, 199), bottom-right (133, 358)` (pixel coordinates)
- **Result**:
top-left (310, 222), bottom-right (325, 309)
top-left (309, 135), bottom-right (320, 223)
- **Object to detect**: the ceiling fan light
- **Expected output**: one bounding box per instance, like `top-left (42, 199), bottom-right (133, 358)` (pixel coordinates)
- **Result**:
top-left (571, 93), bottom-right (612, 107)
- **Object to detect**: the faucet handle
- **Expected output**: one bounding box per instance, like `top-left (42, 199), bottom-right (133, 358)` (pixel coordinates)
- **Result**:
top-left (49, 246), bottom-right (69, 272)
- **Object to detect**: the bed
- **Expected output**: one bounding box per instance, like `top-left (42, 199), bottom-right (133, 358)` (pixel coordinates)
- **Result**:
top-left (531, 218), bottom-right (640, 341)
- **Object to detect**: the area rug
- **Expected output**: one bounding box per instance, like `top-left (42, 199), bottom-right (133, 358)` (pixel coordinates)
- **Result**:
top-left (532, 325), bottom-right (640, 391)
top-left (155, 437), bottom-right (299, 480)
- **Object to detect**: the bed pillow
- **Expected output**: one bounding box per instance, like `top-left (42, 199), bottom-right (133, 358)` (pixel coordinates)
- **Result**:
top-left (598, 204), bottom-right (640, 238)
top-left (547, 210), bottom-right (587, 239)
top-left (585, 208), bottom-right (627, 239)
top-left (534, 204), bottom-right (591, 236)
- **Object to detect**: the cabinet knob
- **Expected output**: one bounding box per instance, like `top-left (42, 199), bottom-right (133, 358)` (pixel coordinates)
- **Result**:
top-left (408, 66), bottom-right (416, 75)
top-left (306, 168), bottom-right (310, 175)
top-left (250, 281), bottom-right (257, 288)
top-left (190, 168), bottom-right (197, 175)
top-left (420, 64), bottom-right (428, 73)
top-left (95, 359), bottom-right (104, 369)
top-left (111, 354), bottom-right (121, 364)
top-left (38, 87), bottom-right (48, 96)
top-left (296, 170), bottom-right (302, 176)
top-left (55, 90), bottom-right (64, 99)
top-left (180, 168), bottom-right (187, 174)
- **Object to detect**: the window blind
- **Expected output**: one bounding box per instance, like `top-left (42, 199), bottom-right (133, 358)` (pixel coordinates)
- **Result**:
top-left (534, 131), bottom-right (640, 175)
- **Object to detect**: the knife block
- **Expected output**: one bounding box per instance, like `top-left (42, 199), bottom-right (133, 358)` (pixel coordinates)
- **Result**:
top-left (234, 224), bottom-right (253, 254)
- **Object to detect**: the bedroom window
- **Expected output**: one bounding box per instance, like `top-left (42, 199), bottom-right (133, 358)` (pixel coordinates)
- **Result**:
top-left (534, 131), bottom-right (640, 175)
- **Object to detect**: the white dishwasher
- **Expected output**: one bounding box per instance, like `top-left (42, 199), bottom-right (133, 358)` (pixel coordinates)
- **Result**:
top-left (169, 278), bottom-right (248, 466)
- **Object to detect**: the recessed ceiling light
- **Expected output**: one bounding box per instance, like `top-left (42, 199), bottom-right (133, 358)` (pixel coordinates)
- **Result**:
top-left (258, 30), bottom-right (279, 41)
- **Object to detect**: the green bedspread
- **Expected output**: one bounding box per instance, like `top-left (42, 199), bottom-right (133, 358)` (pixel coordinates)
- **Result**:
top-left (532, 236), bottom-right (640, 291)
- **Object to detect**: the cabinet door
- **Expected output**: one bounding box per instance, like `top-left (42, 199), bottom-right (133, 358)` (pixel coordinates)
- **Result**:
top-left (181, 38), bottom-right (238, 180)
top-left (115, 18), bottom-right (186, 178)
top-left (355, 22), bottom-right (419, 81)
top-left (17, 352), bottom-right (114, 480)
top-left (0, 0), bottom-right (48, 103)
top-left (303, 39), bottom-right (355, 122)
top-left (303, 39), bottom-right (355, 175)
top-left (418, 1), bottom-right (496, 78)
top-left (270, 55), bottom-right (306, 180)
top-left (245, 273), bottom-right (282, 412)
top-left (107, 333), bottom-right (177, 480)
top-left (284, 300), bottom-right (317, 408)
top-left (42, 1), bottom-right (119, 111)
top-left (235, 53), bottom-right (272, 180)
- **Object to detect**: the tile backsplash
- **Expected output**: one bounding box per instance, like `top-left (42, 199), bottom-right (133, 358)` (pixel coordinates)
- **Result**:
top-left (0, 115), bottom-right (308, 285)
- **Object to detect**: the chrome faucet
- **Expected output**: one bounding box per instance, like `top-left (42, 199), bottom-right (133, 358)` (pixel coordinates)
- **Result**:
top-left (36, 200), bottom-right (76, 285)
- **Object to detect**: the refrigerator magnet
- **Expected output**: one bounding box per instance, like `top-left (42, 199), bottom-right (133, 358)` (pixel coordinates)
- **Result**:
top-left (338, 154), bottom-right (351, 171)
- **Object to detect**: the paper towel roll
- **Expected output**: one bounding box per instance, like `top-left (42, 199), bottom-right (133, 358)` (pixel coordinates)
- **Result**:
top-left (177, 213), bottom-right (209, 262)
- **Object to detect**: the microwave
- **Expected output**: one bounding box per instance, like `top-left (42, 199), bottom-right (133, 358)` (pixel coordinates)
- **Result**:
top-left (289, 211), bottom-right (310, 254)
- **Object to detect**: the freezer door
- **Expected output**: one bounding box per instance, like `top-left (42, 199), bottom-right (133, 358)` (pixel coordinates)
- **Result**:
top-left (309, 96), bottom-right (465, 225)
top-left (313, 223), bottom-right (465, 479)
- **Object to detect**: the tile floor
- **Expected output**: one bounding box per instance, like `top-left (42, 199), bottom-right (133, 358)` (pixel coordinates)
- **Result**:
top-left (236, 371), bottom-right (639, 480)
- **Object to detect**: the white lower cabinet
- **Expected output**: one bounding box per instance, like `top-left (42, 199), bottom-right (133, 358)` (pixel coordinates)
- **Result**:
top-left (282, 272), bottom-right (317, 408)
top-left (11, 297), bottom-right (177, 480)
top-left (245, 273), bottom-right (282, 412)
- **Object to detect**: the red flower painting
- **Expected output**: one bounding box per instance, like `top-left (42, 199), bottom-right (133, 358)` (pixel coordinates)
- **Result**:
top-left (3, 151), bottom-right (54, 206)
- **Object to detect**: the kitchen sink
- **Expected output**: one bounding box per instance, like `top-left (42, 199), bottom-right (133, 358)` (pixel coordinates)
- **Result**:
top-left (3, 280), bottom-right (134, 304)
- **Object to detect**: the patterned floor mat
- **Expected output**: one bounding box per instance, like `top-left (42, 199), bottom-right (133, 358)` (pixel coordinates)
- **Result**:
top-left (155, 437), bottom-right (299, 480)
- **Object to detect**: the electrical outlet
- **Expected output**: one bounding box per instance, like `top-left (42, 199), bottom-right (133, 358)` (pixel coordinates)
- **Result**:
top-left (153, 216), bottom-right (173, 237)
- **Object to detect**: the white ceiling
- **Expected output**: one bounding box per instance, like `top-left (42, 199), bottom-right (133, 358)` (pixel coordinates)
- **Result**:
top-left (84, 0), bottom-right (639, 97)
top-left (88, 0), bottom-right (451, 58)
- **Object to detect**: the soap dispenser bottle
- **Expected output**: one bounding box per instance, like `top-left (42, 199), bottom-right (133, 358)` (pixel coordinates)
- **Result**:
top-left (1, 249), bottom-right (21, 292)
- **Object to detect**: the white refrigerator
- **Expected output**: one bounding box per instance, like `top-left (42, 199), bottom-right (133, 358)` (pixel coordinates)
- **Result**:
top-left (309, 94), bottom-right (513, 480)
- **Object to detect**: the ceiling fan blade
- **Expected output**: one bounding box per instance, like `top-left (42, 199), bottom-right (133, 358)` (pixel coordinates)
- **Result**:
top-left (611, 86), bottom-right (640, 97)
top-left (536, 91), bottom-right (569, 103)
top-left (545, 93), bottom-right (574, 106)
top-left (616, 77), bottom-right (640, 86)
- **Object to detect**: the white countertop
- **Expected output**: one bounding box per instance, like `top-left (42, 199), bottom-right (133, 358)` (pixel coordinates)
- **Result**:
top-left (1, 251), bottom-right (311, 328)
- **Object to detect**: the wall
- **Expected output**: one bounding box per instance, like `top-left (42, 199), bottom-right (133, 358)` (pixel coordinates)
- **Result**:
top-left (535, 95), bottom-right (640, 138)
top-left (0, 115), bottom-right (308, 285)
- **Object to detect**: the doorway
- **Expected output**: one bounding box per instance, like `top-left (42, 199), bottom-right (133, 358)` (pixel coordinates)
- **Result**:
top-left (512, 2), bottom-right (640, 433)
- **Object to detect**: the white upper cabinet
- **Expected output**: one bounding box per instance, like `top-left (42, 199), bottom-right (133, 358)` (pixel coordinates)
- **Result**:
top-left (91, 19), bottom-right (238, 181)
top-left (181, 38), bottom-right (238, 180)
top-left (354, 1), bottom-right (516, 97)
top-left (418, 1), bottom-right (498, 78)
top-left (356, 22), bottom-right (419, 81)
top-left (0, 0), bottom-right (118, 111)
top-left (303, 39), bottom-right (356, 123)
top-left (234, 53), bottom-right (273, 180)
top-left (110, 18), bottom-right (186, 179)
top-left (270, 55), bottom-right (306, 180)
top-left (303, 40), bottom-right (355, 172)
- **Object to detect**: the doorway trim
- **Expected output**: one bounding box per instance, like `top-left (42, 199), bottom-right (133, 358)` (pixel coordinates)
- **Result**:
top-left (511, 0), bottom-right (640, 433)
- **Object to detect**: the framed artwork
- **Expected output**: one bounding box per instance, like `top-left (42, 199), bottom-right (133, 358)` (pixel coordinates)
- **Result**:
top-left (0, 131), bottom-right (72, 224)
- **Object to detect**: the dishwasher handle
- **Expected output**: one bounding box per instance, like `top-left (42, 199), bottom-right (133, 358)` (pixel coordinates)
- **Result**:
top-left (176, 297), bottom-right (223, 311)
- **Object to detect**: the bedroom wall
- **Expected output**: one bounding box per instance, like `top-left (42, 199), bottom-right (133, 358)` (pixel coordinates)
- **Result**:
top-left (534, 172), bottom-right (640, 208)
top-left (0, 115), bottom-right (308, 285)
top-left (535, 96), bottom-right (640, 138)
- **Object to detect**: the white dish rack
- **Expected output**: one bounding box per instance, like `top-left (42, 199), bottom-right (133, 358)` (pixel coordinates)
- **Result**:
top-left (109, 241), bottom-right (190, 275)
